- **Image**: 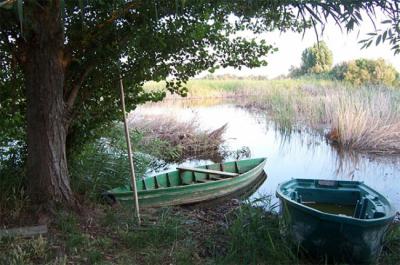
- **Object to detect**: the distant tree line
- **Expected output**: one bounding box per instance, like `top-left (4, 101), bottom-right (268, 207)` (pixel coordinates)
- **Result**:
top-left (202, 74), bottom-right (269, 80)
top-left (289, 42), bottom-right (399, 87)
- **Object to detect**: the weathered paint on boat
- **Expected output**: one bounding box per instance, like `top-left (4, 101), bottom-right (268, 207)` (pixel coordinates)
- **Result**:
top-left (276, 179), bottom-right (396, 264)
top-left (106, 158), bottom-right (266, 207)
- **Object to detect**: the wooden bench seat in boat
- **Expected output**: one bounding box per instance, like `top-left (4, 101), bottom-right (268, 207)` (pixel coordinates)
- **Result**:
top-left (177, 166), bottom-right (239, 178)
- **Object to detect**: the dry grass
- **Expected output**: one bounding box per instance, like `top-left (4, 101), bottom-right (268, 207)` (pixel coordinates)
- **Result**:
top-left (253, 85), bottom-right (400, 154)
top-left (237, 81), bottom-right (345, 130)
top-left (250, 84), bottom-right (400, 154)
top-left (325, 89), bottom-right (400, 154)
top-left (129, 114), bottom-right (227, 161)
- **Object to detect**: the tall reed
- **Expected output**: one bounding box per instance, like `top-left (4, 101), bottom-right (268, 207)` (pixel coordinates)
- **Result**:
top-left (147, 78), bottom-right (400, 154)
top-left (325, 88), bottom-right (400, 154)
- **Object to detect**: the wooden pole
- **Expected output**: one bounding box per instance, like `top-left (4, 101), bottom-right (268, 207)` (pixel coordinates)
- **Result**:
top-left (119, 75), bottom-right (141, 225)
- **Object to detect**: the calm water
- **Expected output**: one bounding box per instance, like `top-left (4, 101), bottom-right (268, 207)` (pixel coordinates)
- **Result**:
top-left (135, 101), bottom-right (400, 211)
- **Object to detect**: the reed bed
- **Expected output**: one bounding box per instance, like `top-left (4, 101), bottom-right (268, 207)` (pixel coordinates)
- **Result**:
top-left (250, 84), bottom-right (400, 154)
top-left (144, 78), bottom-right (335, 99)
top-left (325, 88), bottom-right (400, 154)
top-left (146, 79), bottom-right (400, 154)
top-left (129, 114), bottom-right (227, 161)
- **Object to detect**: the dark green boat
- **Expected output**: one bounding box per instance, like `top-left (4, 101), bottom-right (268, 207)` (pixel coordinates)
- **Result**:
top-left (276, 179), bottom-right (396, 264)
top-left (105, 158), bottom-right (266, 207)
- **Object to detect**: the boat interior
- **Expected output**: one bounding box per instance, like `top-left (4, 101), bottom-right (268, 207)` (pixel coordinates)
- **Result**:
top-left (287, 180), bottom-right (387, 220)
top-left (136, 158), bottom-right (264, 191)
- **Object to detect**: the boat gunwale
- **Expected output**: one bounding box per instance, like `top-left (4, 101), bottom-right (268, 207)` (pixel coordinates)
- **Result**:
top-left (113, 158), bottom-right (267, 196)
top-left (276, 178), bottom-right (396, 226)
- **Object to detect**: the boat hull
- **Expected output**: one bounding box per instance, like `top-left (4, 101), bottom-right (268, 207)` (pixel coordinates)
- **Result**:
top-left (276, 179), bottom-right (395, 264)
top-left (109, 158), bottom-right (267, 207)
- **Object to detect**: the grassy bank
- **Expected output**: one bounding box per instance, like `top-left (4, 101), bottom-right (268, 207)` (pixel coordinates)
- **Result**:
top-left (146, 79), bottom-right (400, 154)
top-left (1, 198), bottom-right (398, 265)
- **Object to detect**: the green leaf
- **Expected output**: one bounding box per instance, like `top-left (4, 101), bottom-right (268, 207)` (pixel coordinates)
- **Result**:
top-left (375, 35), bottom-right (382, 46)
top-left (382, 31), bottom-right (387, 42)
top-left (381, 19), bottom-right (392, 24)
top-left (354, 11), bottom-right (362, 21)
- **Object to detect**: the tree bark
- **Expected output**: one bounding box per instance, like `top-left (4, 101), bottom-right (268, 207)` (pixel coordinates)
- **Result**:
top-left (23, 2), bottom-right (74, 205)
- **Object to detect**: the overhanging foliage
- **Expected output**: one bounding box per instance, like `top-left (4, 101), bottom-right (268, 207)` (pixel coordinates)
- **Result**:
top-left (0, 0), bottom-right (399, 151)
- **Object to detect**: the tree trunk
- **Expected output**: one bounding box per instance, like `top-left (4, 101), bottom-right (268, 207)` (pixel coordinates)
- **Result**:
top-left (23, 2), bottom-right (74, 205)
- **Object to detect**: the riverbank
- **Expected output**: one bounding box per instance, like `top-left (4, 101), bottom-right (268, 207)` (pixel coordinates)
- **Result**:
top-left (145, 79), bottom-right (400, 155)
top-left (1, 199), bottom-right (398, 264)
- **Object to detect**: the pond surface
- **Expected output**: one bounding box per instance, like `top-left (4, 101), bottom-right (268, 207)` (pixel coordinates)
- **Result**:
top-left (135, 100), bottom-right (400, 211)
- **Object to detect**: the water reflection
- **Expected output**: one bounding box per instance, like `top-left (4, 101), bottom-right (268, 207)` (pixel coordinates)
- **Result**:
top-left (135, 101), bottom-right (400, 211)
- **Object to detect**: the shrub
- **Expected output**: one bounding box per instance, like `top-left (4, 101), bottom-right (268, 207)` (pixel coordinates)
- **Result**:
top-left (331, 58), bottom-right (399, 87)
top-left (330, 62), bottom-right (348, 81)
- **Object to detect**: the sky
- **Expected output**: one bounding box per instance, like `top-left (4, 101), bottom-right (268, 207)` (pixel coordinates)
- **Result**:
top-left (206, 12), bottom-right (400, 78)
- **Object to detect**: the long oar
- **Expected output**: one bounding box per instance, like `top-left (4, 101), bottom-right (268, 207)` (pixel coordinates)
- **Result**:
top-left (119, 74), bottom-right (141, 225)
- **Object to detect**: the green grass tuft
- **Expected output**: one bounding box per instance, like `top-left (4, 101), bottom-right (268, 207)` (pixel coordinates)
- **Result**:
top-left (379, 224), bottom-right (400, 265)
top-left (221, 196), bottom-right (299, 265)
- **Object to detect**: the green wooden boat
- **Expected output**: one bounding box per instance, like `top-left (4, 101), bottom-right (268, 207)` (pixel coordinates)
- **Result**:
top-left (105, 157), bottom-right (266, 207)
top-left (276, 179), bottom-right (396, 264)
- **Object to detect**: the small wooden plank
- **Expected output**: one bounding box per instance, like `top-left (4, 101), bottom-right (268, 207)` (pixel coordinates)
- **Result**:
top-left (142, 179), bottom-right (147, 190)
top-left (177, 166), bottom-right (239, 177)
top-left (154, 176), bottom-right (159, 189)
top-left (205, 165), bottom-right (210, 180)
top-left (210, 176), bottom-right (224, 180)
top-left (192, 171), bottom-right (196, 182)
top-left (166, 173), bottom-right (171, 187)
top-left (234, 161), bottom-right (240, 173)
top-left (0, 225), bottom-right (47, 238)
top-left (178, 170), bottom-right (184, 185)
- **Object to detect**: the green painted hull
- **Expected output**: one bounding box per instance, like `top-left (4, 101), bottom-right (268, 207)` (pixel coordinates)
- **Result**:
top-left (276, 179), bottom-right (396, 264)
top-left (107, 158), bottom-right (266, 207)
